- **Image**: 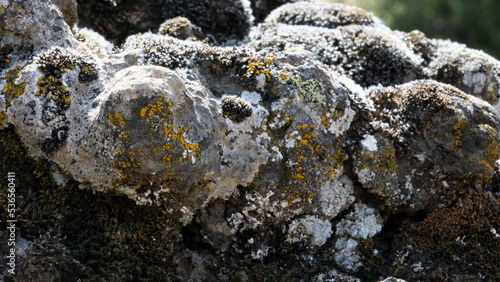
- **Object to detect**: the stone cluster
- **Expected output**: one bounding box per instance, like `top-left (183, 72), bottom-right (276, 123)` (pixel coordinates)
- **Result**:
top-left (1, 0), bottom-right (499, 281)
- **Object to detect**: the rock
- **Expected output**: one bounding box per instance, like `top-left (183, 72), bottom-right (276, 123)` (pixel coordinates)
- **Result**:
top-left (1, 0), bottom-right (500, 281)
top-left (430, 42), bottom-right (500, 110)
top-left (51, 0), bottom-right (78, 29)
top-left (0, 0), bottom-right (78, 70)
top-left (356, 80), bottom-right (500, 212)
top-left (77, 0), bottom-right (255, 44)
top-left (248, 22), bottom-right (422, 88)
top-left (250, 0), bottom-right (301, 23)
top-left (380, 278), bottom-right (407, 282)
top-left (264, 2), bottom-right (384, 28)
top-left (158, 16), bottom-right (205, 41)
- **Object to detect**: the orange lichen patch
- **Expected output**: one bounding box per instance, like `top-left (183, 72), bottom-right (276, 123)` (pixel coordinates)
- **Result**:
top-left (108, 111), bottom-right (126, 127)
top-left (285, 187), bottom-right (302, 205)
top-left (280, 71), bottom-right (291, 80)
top-left (193, 178), bottom-right (211, 193)
top-left (282, 124), bottom-right (327, 205)
top-left (328, 135), bottom-right (346, 180)
top-left (243, 53), bottom-right (276, 80)
top-left (140, 93), bottom-right (200, 159)
top-left (322, 109), bottom-right (346, 130)
top-left (2, 65), bottom-right (27, 107)
top-left (303, 192), bottom-right (317, 202)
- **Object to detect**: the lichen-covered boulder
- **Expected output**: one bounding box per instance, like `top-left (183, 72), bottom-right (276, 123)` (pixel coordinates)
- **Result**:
top-left (264, 2), bottom-right (384, 28)
top-left (356, 80), bottom-right (500, 212)
top-left (248, 19), bottom-right (422, 87)
top-left (0, 0), bottom-right (78, 70)
top-left (431, 43), bottom-right (500, 110)
top-left (1, 0), bottom-right (500, 281)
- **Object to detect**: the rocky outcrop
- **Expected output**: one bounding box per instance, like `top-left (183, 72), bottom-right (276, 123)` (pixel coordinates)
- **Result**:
top-left (1, 0), bottom-right (499, 281)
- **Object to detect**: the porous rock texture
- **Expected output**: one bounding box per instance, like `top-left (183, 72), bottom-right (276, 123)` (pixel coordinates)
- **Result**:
top-left (1, 0), bottom-right (500, 281)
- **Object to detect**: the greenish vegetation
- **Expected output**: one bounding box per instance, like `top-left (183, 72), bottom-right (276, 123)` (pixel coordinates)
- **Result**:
top-left (330, 0), bottom-right (500, 59)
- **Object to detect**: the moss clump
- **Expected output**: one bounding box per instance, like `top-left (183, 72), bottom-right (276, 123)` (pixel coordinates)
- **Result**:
top-left (35, 47), bottom-right (77, 74)
top-left (159, 17), bottom-right (204, 41)
top-left (392, 192), bottom-right (500, 280)
top-left (78, 62), bottom-right (99, 82)
top-left (36, 47), bottom-right (99, 81)
top-left (222, 96), bottom-right (252, 122)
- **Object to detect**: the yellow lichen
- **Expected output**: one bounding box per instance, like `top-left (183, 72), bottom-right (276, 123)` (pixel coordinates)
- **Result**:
top-left (2, 65), bottom-right (26, 107)
top-left (280, 71), bottom-right (291, 80)
top-left (479, 125), bottom-right (500, 172)
top-left (108, 111), bottom-right (126, 127)
top-left (357, 140), bottom-right (397, 174)
top-left (451, 116), bottom-right (467, 149)
top-left (192, 178), bottom-right (211, 193)
top-left (35, 75), bottom-right (71, 105)
top-left (111, 93), bottom-right (202, 190)
top-left (243, 53), bottom-right (276, 81)
top-left (0, 112), bottom-right (7, 126)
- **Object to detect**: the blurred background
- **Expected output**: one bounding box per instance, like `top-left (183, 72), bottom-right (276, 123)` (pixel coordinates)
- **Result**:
top-left (327, 0), bottom-right (500, 59)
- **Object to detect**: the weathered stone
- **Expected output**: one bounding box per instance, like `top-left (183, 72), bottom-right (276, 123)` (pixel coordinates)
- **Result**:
top-left (248, 21), bottom-right (422, 87)
top-left (358, 80), bottom-right (500, 212)
top-left (77, 0), bottom-right (254, 44)
top-left (264, 2), bottom-right (383, 28)
top-left (0, 0), bottom-right (78, 70)
top-left (1, 0), bottom-right (500, 281)
top-left (431, 42), bottom-right (500, 110)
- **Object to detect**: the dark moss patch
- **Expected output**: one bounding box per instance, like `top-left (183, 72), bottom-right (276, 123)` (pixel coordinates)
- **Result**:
top-left (391, 192), bottom-right (500, 281)
top-left (78, 62), bottom-right (99, 82)
top-left (0, 126), bottom-right (182, 281)
top-left (222, 96), bottom-right (252, 122)
top-left (159, 17), bottom-right (205, 41)
top-left (36, 47), bottom-right (99, 81)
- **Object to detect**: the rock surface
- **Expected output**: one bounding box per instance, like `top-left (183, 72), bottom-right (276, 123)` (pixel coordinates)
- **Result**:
top-left (1, 0), bottom-right (499, 281)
